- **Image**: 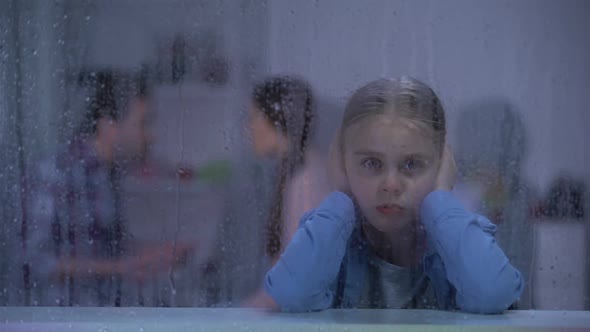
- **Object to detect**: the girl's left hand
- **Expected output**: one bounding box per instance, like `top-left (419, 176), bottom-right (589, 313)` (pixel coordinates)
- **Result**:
top-left (435, 144), bottom-right (457, 192)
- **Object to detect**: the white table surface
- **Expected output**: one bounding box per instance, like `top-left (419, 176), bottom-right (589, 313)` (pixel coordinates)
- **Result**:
top-left (1, 307), bottom-right (590, 331)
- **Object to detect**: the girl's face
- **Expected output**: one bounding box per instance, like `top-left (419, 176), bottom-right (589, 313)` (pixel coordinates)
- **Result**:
top-left (343, 114), bottom-right (440, 234)
top-left (248, 104), bottom-right (286, 157)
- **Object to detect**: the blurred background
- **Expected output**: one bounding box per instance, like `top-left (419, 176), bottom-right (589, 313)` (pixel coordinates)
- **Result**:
top-left (0, 0), bottom-right (588, 310)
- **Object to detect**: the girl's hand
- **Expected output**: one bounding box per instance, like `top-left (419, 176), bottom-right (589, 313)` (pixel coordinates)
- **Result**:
top-left (328, 131), bottom-right (351, 196)
top-left (241, 288), bottom-right (279, 310)
top-left (435, 144), bottom-right (457, 192)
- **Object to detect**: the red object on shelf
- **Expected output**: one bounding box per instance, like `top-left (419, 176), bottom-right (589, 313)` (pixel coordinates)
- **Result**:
top-left (177, 166), bottom-right (194, 181)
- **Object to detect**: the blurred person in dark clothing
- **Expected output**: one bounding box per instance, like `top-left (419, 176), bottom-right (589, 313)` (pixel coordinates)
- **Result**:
top-left (24, 70), bottom-right (189, 306)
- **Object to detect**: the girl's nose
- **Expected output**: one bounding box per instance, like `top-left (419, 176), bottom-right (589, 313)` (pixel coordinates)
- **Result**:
top-left (379, 170), bottom-right (404, 196)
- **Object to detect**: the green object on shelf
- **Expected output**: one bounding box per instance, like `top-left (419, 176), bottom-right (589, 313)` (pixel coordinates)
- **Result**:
top-left (197, 160), bottom-right (232, 185)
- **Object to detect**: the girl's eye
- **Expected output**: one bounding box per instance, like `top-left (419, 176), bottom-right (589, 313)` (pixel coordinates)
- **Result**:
top-left (361, 158), bottom-right (382, 170)
top-left (402, 159), bottom-right (423, 171)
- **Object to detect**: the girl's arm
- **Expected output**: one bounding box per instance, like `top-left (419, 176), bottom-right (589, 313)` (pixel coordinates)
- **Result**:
top-left (421, 190), bottom-right (524, 314)
top-left (264, 191), bottom-right (356, 312)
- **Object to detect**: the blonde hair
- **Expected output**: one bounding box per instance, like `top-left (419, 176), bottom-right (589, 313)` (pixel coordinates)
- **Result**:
top-left (340, 76), bottom-right (446, 154)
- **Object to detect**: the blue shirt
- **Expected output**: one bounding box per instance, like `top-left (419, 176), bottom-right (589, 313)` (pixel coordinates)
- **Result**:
top-left (264, 190), bottom-right (524, 314)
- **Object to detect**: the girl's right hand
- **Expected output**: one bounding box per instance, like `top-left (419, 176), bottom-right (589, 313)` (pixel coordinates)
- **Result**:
top-left (328, 131), bottom-right (351, 196)
top-left (241, 288), bottom-right (279, 310)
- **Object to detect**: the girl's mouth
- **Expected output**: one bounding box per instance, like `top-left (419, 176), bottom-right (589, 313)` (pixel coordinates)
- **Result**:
top-left (376, 204), bottom-right (405, 216)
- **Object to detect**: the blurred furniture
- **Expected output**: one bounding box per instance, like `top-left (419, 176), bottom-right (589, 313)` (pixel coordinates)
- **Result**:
top-left (532, 220), bottom-right (587, 310)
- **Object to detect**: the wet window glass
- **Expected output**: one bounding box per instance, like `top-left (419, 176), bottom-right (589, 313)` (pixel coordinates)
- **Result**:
top-left (0, 0), bottom-right (588, 319)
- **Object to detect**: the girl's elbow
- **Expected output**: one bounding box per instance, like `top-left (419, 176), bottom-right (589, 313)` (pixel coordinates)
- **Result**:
top-left (280, 300), bottom-right (329, 313)
top-left (464, 291), bottom-right (517, 314)
top-left (264, 276), bottom-right (332, 313)
top-left (272, 292), bottom-right (332, 313)
top-left (459, 278), bottom-right (524, 314)
top-left (484, 267), bottom-right (526, 313)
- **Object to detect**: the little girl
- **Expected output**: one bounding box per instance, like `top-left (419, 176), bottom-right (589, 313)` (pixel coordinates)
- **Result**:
top-left (263, 77), bottom-right (524, 313)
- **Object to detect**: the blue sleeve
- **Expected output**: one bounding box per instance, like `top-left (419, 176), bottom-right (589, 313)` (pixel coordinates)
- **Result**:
top-left (421, 190), bottom-right (524, 314)
top-left (264, 191), bottom-right (356, 312)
